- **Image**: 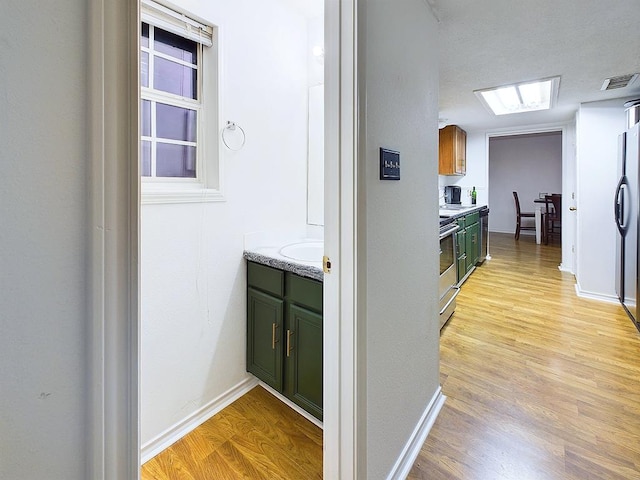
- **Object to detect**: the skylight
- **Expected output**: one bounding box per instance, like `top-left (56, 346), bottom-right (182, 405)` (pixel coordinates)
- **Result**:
top-left (474, 76), bottom-right (560, 116)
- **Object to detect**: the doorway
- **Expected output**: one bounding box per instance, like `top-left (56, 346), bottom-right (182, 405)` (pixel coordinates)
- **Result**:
top-left (92, 0), bottom-right (357, 477)
top-left (487, 127), bottom-right (576, 272)
top-left (136, 0), bottom-right (350, 478)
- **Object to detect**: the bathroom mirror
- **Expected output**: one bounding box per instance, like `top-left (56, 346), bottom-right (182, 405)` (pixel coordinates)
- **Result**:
top-left (307, 84), bottom-right (324, 226)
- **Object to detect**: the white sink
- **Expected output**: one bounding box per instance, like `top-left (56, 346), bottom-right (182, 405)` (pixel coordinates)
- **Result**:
top-left (279, 241), bottom-right (323, 262)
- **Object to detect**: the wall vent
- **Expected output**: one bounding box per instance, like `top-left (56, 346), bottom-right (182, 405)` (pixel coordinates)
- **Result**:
top-left (601, 73), bottom-right (639, 91)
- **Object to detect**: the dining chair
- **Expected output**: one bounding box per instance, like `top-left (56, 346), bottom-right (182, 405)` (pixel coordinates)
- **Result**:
top-left (544, 194), bottom-right (561, 244)
top-left (513, 191), bottom-right (536, 240)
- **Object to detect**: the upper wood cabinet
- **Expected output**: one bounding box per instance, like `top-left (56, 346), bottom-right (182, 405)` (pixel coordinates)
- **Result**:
top-left (439, 125), bottom-right (467, 175)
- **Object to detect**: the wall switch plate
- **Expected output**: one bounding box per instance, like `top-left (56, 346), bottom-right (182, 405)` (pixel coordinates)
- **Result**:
top-left (380, 148), bottom-right (400, 180)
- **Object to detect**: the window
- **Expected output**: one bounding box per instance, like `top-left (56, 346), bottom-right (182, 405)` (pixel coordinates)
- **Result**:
top-left (140, 0), bottom-right (222, 203)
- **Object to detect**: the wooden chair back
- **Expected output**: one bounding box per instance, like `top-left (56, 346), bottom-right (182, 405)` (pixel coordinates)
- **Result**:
top-left (513, 191), bottom-right (522, 216)
top-left (545, 194), bottom-right (561, 220)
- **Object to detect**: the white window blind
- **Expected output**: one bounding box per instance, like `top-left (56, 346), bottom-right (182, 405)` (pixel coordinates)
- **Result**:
top-left (141, 0), bottom-right (213, 47)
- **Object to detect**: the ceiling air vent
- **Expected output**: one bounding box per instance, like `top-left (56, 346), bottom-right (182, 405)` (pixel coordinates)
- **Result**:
top-left (601, 73), bottom-right (639, 91)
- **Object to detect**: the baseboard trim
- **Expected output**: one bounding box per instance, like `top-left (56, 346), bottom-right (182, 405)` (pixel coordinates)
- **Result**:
top-left (574, 283), bottom-right (620, 304)
top-left (258, 381), bottom-right (324, 429)
top-left (386, 387), bottom-right (446, 480)
top-left (558, 263), bottom-right (572, 273)
top-left (140, 376), bottom-right (259, 464)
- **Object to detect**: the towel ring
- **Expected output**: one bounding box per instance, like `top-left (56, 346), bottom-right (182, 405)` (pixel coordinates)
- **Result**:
top-left (222, 121), bottom-right (246, 151)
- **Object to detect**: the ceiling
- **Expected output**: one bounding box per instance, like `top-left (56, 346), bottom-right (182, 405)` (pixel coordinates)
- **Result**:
top-left (281, 0), bottom-right (640, 132)
top-left (433, 0), bottom-right (640, 132)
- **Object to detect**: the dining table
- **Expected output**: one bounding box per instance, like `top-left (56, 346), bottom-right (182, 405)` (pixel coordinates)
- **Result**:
top-left (533, 198), bottom-right (546, 244)
top-left (533, 195), bottom-right (561, 244)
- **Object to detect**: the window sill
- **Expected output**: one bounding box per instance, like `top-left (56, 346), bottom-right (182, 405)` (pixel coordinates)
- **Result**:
top-left (141, 185), bottom-right (225, 204)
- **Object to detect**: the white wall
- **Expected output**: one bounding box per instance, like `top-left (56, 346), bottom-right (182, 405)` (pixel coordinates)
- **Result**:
top-left (488, 132), bottom-right (563, 234)
top-left (575, 99), bottom-right (629, 298)
top-left (358, 1), bottom-right (440, 477)
top-left (0, 1), bottom-right (89, 478)
top-left (140, 0), bottom-right (311, 446)
top-left (307, 15), bottom-right (324, 88)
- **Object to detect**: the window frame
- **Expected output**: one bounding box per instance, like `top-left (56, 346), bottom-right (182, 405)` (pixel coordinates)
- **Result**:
top-left (141, 23), bottom-right (201, 182)
top-left (140, 2), bottom-right (223, 204)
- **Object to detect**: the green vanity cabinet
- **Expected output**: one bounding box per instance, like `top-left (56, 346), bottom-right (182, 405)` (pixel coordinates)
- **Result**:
top-left (286, 305), bottom-right (322, 418)
top-left (246, 261), bottom-right (323, 420)
top-left (247, 287), bottom-right (284, 391)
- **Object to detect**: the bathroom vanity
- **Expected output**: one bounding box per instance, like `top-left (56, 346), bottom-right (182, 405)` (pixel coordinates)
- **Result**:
top-left (244, 245), bottom-right (323, 421)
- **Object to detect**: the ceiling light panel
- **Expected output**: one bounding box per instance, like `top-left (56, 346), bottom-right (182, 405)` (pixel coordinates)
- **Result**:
top-left (475, 76), bottom-right (560, 116)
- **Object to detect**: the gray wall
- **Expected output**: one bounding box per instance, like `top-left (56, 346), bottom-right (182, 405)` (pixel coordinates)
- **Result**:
top-left (358, 0), bottom-right (440, 477)
top-left (489, 132), bottom-right (563, 234)
top-left (0, 1), bottom-right (89, 478)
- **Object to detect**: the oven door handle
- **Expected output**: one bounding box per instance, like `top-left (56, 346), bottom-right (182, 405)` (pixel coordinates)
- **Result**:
top-left (439, 224), bottom-right (460, 240)
top-left (439, 286), bottom-right (460, 315)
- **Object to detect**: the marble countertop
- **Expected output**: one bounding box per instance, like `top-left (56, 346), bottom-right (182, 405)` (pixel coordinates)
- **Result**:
top-left (243, 230), bottom-right (324, 282)
top-left (243, 248), bottom-right (324, 282)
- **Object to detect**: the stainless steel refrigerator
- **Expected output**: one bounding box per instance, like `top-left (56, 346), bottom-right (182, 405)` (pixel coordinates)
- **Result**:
top-left (614, 119), bottom-right (640, 332)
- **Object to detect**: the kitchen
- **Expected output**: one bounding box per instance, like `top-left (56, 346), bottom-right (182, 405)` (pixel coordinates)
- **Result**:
top-left (3, 1), bottom-right (640, 479)
top-left (436, 0), bottom-right (640, 308)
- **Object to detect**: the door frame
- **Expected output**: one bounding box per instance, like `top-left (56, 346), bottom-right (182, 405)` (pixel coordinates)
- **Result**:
top-left (88, 0), bottom-right (360, 478)
top-left (324, 0), bottom-right (359, 478)
top-left (485, 122), bottom-right (576, 274)
top-left (88, 0), bottom-right (140, 478)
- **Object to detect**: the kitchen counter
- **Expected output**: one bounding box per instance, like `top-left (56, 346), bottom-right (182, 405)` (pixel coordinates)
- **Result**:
top-left (439, 204), bottom-right (488, 220)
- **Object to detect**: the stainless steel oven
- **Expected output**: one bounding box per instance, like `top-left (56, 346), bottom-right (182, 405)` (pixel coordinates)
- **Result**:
top-left (439, 221), bottom-right (459, 329)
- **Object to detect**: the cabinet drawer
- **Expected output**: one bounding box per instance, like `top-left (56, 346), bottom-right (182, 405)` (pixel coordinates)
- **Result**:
top-left (465, 212), bottom-right (479, 225)
top-left (247, 262), bottom-right (284, 298)
top-left (456, 216), bottom-right (466, 229)
top-left (286, 273), bottom-right (323, 312)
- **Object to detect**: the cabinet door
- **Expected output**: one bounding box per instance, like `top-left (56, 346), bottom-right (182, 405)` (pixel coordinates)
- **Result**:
top-left (455, 127), bottom-right (466, 174)
top-left (285, 304), bottom-right (323, 420)
top-left (466, 222), bottom-right (479, 268)
top-left (456, 229), bottom-right (466, 282)
top-left (439, 125), bottom-right (467, 175)
top-left (247, 288), bottom-right (283, 391)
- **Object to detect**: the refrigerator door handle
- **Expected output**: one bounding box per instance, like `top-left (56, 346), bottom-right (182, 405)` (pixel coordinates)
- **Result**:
top-left (615, 177), bottom-right (628, 235)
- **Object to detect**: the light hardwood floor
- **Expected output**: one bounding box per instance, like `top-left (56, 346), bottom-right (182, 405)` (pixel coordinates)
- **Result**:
top-left (142, 232), bottom-right (640, 479)
top-left (141, 386), bottom-right (322, 479)
top-left (409, 232), bottom-right (640, 479)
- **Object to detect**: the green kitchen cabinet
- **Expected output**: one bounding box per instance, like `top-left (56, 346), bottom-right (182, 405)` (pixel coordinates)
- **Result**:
top-left (466, 221), bottom-right (480, 268)
top-left (456, 211), bottom-right (480, 283)
top-left (456, 229), bottom-right (467, 282)
top-left (246, 261), bottom-right (323, 420)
